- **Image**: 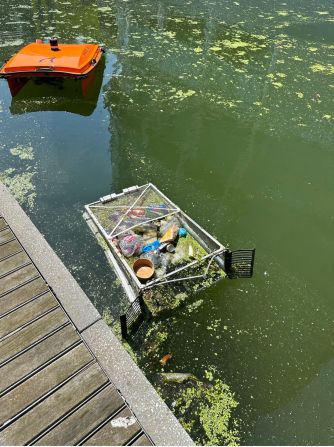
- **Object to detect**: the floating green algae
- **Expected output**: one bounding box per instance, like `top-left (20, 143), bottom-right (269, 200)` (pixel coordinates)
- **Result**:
top-left (104, 7), bottom-right (334, 146)
top-left (108, 272), bottom-right (241, 445)
top-left (169, 89), bottom-right (196, 101)
top-left (118, 319), bottom-right (240, 446)
top-left (0, 168), bottom-right (36, 209)
top-left (171, 370), bottom-right (240, 445)
top-left (102, 308), bottom-right (114, 326)
top-left (272, 81), bottom-right (284, 89)
top-left (10, 144), bottom-right (34, 160)
top-left (310, 63), bottom-right (334, 75)
top-left (221, 39), bottom-right (250, 49)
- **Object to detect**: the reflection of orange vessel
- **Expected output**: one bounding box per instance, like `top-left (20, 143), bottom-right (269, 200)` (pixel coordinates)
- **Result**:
top-left (0, 38), bottom-right (104, 79)
top-left (6, 54), bottom-right (105, 116)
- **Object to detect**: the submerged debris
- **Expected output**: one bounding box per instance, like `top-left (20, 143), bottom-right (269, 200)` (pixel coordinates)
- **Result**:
top-left (160, 372), bottom-right (199, 384)
top-left (160, 352), bottom-right (172, 366)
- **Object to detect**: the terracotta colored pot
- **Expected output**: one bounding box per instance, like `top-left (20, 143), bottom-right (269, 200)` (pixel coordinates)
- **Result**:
top-left (133, 258), bottom-right (155, 281)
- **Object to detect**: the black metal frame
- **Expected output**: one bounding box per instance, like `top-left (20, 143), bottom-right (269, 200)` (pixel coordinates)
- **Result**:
top-left (120, 295), bottom-right (148, 339)
top-left (224, 249), bottom-right (256, 279)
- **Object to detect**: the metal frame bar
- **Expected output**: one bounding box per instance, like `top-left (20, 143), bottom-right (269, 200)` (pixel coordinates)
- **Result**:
top-left (180, 210), bottom-right (224, 252)
top-left (89, 205), bottom-right (178, 212)
top-left (149, 183), bottom-right (181, 210)
top-left (108, 184), bottom-right (151, 237)
top-left (144, 254), bottom-right (220, 288)
top-left (143, 247), bottom-right (225, 288)
top-left (105, 251), bottom-right (137, 303)
top-left (113, 210), bottom-right (180, 238)
top-left (84, 204), bottom-right (143, 290)
top-left (85, 185), bottom-right (145, 209)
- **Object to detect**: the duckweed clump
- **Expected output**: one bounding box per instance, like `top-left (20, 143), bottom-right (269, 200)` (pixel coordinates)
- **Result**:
top-left (10, 144), bottom-right (34, 160)
top-left (174, 376), bottom-right (240, 446)
top-left (0, 168), bottom-right (36, 209)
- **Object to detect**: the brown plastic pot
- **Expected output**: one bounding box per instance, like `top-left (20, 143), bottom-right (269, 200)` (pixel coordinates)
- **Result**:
top-left (133, 258), bottom-right (155, 281)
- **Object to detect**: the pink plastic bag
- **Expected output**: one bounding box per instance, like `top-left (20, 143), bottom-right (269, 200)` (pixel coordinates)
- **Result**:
top-left (119, 233), bottom-right (143, 257)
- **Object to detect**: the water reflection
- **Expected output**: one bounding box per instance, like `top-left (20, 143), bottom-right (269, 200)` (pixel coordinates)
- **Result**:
top-left (6, 56), bottom-right (105, 116)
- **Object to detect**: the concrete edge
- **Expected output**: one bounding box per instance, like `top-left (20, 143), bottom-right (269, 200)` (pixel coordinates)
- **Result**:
top-left (82, 319), bottom-right (194, 446)
top-left (0, 182), bottom-right (101, 332)
top-left (0, 182), bottom-right (194, 446)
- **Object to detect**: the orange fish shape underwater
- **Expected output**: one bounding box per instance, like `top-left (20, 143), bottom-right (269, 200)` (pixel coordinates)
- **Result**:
top-left (160, 353), bottom-right (172, 366)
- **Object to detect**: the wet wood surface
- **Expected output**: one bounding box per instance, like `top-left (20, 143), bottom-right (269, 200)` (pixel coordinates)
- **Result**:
top-left (0, 217), bottom-right (153, 446)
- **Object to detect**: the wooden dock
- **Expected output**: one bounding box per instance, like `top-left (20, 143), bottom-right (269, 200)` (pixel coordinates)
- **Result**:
top-left (0, 214), bottom-right (152, 446)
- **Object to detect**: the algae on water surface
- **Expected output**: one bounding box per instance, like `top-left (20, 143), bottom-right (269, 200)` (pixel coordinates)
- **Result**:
top-left (174, 376), bottom-right (240, 446)
top-left (123, 317), bottom-right (240, 446)
top-left (0, 168), bottom-right (36, 209)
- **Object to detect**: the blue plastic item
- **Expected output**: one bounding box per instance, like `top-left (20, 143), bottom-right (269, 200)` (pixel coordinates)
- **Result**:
top-left (178, 227), bottom-right (187, 238)
top-left (142, 240), bottom-right (160, 253)
top-left (150, 204), bottom-right (167, 209)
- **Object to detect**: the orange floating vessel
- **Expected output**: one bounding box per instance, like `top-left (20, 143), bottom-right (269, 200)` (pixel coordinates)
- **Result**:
top-left (0, 38), bottom-right (104, 79)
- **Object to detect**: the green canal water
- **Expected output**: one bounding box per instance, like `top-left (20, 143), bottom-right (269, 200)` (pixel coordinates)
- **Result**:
top-left (0, 0), bottom-right (333, 444)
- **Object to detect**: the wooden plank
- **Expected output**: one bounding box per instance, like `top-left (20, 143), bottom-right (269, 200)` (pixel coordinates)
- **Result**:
top-left (0, 292), bottom-right (58, 339)
top-left (131, 433), bottom-right (153, 446)
top-left (0, 343), bottom-right (93, 426)
top-left (0, 251), bottom-right (32, 280)
top-left (36, 385), bottom-right (125, 446)
top-left (0, 263), bottom-right (38, 296)
top-left (0, 228), bottom-right (15, 245)
top-left (0, 218), bottom-right (7, 231)
top-left (0, 363), bottom-right (109, 446)
top-left (83, 407), bottom-right (142, 446)
top-left (0, 240), bottom-right (22, 261)
top-left (0, 277), bottom-right (48, 317)
top-left (0, 324), bottom-right (80, 394)
top-left (0, 307), bottom-right (69, 364)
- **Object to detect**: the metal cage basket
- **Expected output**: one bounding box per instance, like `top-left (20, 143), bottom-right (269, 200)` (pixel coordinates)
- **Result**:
top-left (85, 184), bottom-right (227, 302)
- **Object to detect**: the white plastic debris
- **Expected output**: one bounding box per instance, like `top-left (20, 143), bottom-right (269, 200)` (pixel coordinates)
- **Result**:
top-left (110, 416), bottom-right (136, 428)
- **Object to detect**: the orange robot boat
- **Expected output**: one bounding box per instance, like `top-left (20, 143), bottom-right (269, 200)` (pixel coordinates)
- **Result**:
top-left (0, 38), bottom-right (104, 79)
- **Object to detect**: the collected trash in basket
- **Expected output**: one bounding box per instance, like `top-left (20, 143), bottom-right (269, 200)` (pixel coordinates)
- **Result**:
top-left (84, 183), bottom-right (255, 321)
